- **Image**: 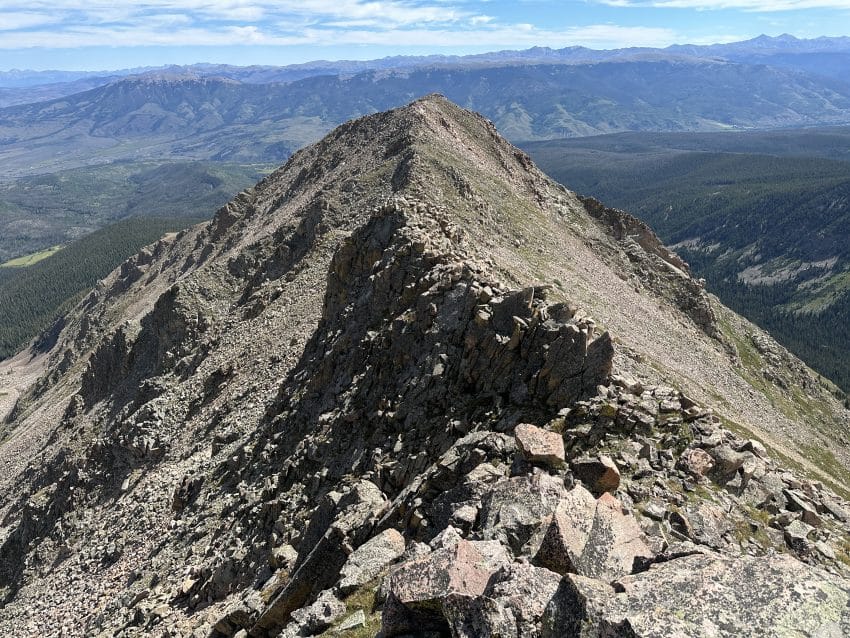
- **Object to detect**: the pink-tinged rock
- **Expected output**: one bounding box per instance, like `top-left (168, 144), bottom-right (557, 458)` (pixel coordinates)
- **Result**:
top-left (575, 493), bottom-right (653, 581)
top-left (515, 423), bottom-right (566, 468)
top-left (679, 447), bottom-right (715, 478)
top-left (444, 562), bottom-right (562, 637)
top-left (382, 540), bottom-right (496, 637)
top-left (571, 455), bottom-right (620, 495)
top-left (479, 473), bottom-right (567, 554)
top-left (533, 484), bottom-right (597, 575)
top-left (387, 539), bottom-right (493, 606)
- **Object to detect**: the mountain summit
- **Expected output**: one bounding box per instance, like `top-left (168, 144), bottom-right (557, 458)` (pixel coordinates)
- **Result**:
top-left (1, 95), bottom-right (850, 636)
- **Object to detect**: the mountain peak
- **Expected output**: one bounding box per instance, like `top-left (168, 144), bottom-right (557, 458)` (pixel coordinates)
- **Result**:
top-left (2, 97), bottom-right (850, 636)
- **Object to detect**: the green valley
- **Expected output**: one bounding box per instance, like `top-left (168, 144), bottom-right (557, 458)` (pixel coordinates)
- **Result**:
top-left (0, 160), bottom-right (270, 263)
top-left (525, 130), bottom-right (850, 392)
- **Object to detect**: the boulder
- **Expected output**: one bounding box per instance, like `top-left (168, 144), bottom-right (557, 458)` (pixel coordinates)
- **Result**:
top-left (382, 540), bottom-right (494, 636)
top-left (443, 594), bottom-right (518, 638)
top-left (388, 540), bottom-right (492, 604)
top-left (784, 519), bottom-right (815, 554)
top-left (709, 445), bottom-right (752, 478)
top-left (515, 423), bottom-right (565, 469)
top-left (574, 493), bottom-right (653, 581)
top-left (479, 473), bottom-right (566, 554)
top-left (532, 484), bottom-right (597, 574)
top-left (445, 562), bottom-right (562, 638)
top-left (821, 497), bottom-right (850, 524)
top-left (571, 455), bottom-right (620, 495)
top-left (784, 489), bottom-right (823, 527)
top-left (678, 447), bottom-right (715, 479)
top-left (428, 527), bottom-right (512, 572)
top-left (679, 502), bottom-right (732, 550)
top-left (469, 540), bottom-right (512, 572)
top-left (482, 563), bottom-right (562, 636)
top-left (337, 528), bottom-right (406, 595)
top-left (283, 590), bottom-right (346, 637)
top-left (543, 552), bottom-right (850, 637)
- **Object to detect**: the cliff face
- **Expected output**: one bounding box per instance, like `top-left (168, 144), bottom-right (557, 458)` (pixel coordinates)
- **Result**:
top-left (1, 95), bottom-right (850, 637)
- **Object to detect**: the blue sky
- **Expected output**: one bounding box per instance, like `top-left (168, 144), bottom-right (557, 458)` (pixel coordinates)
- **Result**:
top-left (1, 0), bottom-right (849, 70)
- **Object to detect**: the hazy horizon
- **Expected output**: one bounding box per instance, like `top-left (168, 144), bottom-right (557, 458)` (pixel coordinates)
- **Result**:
top-left (2, 0), bottom-right (849, 71)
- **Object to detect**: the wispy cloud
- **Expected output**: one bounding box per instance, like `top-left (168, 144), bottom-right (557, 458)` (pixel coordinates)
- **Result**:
top-left (0, 1), bottom-right (476, 30)
top-left (0, 20), bottom-right (682, 50)
top-left (0, 10), bottom-right (60, 30)
top-left (0, 1), bottom-right (687, 50)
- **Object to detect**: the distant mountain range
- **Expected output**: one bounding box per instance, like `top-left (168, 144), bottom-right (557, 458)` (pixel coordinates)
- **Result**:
top-left (3, 44), bottom-right (850, 178)
top-left (3, 33), bottom-right (850, 92)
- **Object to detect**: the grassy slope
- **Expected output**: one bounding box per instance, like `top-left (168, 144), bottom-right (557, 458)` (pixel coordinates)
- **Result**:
top-left (0, 216), bottom-right (203, 361)
top-left (1, 246), bottom-right (64, 268)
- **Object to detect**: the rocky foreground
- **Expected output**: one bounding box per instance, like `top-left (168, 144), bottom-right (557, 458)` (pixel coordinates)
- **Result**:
top-left (1, 96), bottom-right (850, 637)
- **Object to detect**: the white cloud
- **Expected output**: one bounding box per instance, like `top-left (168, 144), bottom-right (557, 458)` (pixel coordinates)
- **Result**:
top-left (0, 0), bottom-right (488, 50)
top-left (0, 11), bottom-right (58, 30)
top-left (0, 1), bottom-right (688, 51)
top-left (0, 20), bottom-right (684, 50)
top-left (0, 0), bottom-right (470, 27)
top-left (469, 14), bottom-right (494, 25)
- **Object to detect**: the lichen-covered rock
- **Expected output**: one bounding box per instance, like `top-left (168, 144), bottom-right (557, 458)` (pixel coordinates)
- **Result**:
top-left (532, 484), bottom-right (597, 574)
top-left (543, 552), bottom-right (850, 637)
top-left (382, 539), bottom-right (494, 636)
top-left (678, 447), bottom-right (715, 479)
top-left (785, 489), bottom-right (823, 527)
top-left (785, 519), bottom-right (815, 553)
top-left (575, 493), bottom-right (653, 581)
top-left (709, 444), bottom-right (753, 479)
top-left (281, 589), bottom-right (346, 637)
top-left (479, 473), bottom-right (566, 554)
top-left (675, 502), bottom-right (731, 550)
top-left (445, 562), bottom-right (562, 638)
top-left (337, 528), bottom-right (406, 595)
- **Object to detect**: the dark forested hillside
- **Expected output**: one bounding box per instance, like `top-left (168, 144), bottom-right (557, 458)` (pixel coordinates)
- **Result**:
top-left (525, 127), bottom-right (850, 162)
top-left (0, 216), bottom-right (201, 361)
top-left (525, 134), bottom-right (850, 392)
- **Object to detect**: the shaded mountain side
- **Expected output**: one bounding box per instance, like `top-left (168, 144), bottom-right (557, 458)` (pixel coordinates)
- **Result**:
top-left (1, 96), bottom-right (849, 637)
top-left (3, 59), bottom-right (850, 179)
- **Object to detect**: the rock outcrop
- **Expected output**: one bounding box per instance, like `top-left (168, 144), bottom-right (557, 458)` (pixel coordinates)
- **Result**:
top-left (1, 95), bottom-right (849, 638)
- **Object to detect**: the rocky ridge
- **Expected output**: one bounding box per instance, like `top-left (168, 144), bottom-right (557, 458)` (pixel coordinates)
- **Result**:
top-left (1, 95), bottom-right (849, 637)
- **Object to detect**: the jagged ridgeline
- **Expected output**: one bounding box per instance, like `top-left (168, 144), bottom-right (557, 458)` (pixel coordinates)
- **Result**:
top-left (1, 96), bottom-right (850, 637)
